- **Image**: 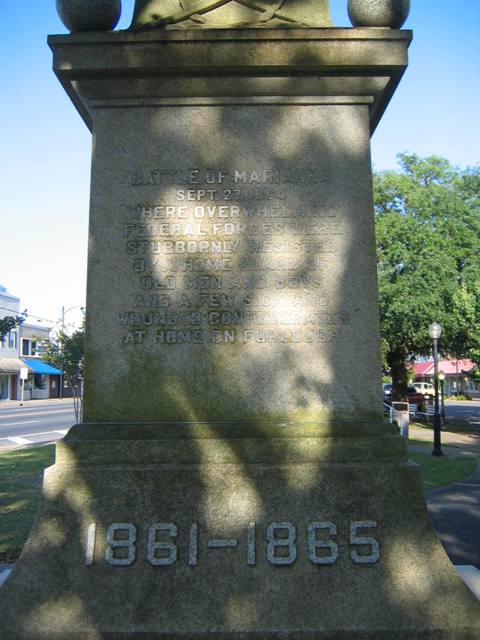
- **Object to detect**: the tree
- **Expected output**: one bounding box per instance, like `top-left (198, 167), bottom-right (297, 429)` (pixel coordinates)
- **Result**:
top-left (0, 310), bottom-right (27, 340)
top-left (41, 325), bottom-right (85, 420)
top-left (374, 154), bottom-right (480, 400)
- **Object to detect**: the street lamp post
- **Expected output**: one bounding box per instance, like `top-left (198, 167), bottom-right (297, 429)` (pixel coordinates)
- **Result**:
top-left (429, 322), bottom-right (443, 457)
top-left (61, 305), bottom-right (85, 330)
top-left (439, 371), bottom-right (446, 425)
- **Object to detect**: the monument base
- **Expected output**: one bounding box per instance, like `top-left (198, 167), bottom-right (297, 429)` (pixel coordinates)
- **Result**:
top-left (1, 424), bottom-right (479, 639)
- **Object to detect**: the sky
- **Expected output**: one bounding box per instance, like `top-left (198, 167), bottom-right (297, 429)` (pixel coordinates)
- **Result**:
top-left (0, 0), bottom-right (479, 330)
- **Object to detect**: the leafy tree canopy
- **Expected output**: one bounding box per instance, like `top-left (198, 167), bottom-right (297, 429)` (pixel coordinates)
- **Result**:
top-left (0, 310), bottom-right (27, 340)
top-left (374, 153), bottom-right (480, 399)
top-left (41, 325), bottom-right (85, 420)
top-left (41, 326), bottom-right (85, 386)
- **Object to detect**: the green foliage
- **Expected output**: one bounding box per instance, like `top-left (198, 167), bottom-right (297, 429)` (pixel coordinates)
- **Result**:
top-left (0, 310), bottom-right (27, 340)
top-left (41, 326), bottom-right (85, 387)
top-left (41, 325), bottom-right (85, 420)
top-left (470, 367), bottom-right (480, 386)
top-left (375, 154), bottom-right (480, 397)
top-left (0, 445), bottom-right (55, 561)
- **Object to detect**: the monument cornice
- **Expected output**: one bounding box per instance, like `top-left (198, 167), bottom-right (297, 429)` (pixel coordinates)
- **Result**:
top-left (48, 27), bottom-right (412, 133)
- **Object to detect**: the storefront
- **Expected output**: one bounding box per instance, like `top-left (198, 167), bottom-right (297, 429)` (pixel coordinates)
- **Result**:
top-left (21, 358), bottom-right (62, 399)
top-left (412, 358), bottom-right (479, 399)
top-left (0, 358), bottom-right (25, 401)
top-left (0, 373), bottom-right (10, 400)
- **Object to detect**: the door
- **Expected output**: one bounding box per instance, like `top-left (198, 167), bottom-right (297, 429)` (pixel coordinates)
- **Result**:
top-left (49, 375), bottom-right (60, 398)
top-left (10, 375), bottom-right (18, 400)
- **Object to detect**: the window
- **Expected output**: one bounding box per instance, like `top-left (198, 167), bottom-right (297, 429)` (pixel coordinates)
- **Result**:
top-left (8, 331), bottom-right (17, 349)
top-left (34, 375), bottom-right (47, 390)
top-left (21, 339), bottom-right (38, 356)
top-left (465, 379), bottom-right (476, 392)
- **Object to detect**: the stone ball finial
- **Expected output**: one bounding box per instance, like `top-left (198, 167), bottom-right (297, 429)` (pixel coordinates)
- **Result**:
top-left (347, 0), bottom-right (410, 29)
top-left (56, 0), bottom-right (122, 32)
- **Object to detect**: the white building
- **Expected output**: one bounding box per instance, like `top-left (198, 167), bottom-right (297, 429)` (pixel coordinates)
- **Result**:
top-left (0, 285), bottom-right (62, 401)
top-left (19, 323), bottom-right (59, 400)
top-left (0, 285), bottom-right (24, 400)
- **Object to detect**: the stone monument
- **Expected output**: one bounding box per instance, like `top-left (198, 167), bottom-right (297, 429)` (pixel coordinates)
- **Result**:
top-left (1, 1), bottom-right (479, 638)
top-left (130, 0), bottom-right (332, 28)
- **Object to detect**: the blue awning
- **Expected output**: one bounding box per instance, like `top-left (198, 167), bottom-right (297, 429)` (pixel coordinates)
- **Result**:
top-left (22, 358), bottom-right (62, 376)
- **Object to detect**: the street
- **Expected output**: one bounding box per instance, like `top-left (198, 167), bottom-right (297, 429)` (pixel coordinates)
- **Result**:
top-left (443, 399), bottom-right (480, 422)
top-left (0, 399), bottom-right (76, 450)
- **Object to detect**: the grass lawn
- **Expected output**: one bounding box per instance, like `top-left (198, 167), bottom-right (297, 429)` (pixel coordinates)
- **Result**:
top-left (408, 452), bottom-right (477, 491)
top-left (408, 437), bottom-right (461, 449)
top-left (0, 445), bottom-right (55, 562)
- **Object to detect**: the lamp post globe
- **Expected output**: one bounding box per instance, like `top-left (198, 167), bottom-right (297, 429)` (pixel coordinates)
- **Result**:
top-left (428, 322), bottom-right (442, 340)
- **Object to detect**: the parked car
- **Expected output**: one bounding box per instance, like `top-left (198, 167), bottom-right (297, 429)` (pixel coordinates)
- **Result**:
top-left (407, 386), bottom-right (426, 409)
top-left (384, 384), bottom-right (425, 409)
top-left (413, 381), bottom-right (441, 400)
top-left (383, 383), bottom-right (392, 403)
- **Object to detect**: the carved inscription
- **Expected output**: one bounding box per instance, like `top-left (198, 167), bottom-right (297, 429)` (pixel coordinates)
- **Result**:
top-left (84, 520), bottom-right (380, 567)
top-left (119, 167), bottom-right (347, 346)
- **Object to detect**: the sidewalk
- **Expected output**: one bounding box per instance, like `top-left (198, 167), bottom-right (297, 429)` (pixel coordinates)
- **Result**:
top-left (408, 424), bottom-right (480, 455)
top-left (407, 425), bottom-right (480, 596)
top-left (0, 398), bottom-right (74, 410)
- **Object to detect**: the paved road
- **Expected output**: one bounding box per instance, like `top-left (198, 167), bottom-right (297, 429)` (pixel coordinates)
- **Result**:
top-left (426, 431), bottom-right (480, 570)
top-left (444, 399), bottom-right (480, 422)
top-left (427, 464), bottom-right (480, 569)
top-left (0, 399), bottom-right (76, 450)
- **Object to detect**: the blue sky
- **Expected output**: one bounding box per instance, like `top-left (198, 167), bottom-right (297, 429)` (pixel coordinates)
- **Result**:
top-left (0, 0), bottom-right (479, 327)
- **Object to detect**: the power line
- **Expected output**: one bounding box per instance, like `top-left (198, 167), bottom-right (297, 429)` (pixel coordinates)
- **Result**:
top-left (25, 311), bottom-right (56, 323)
top-left (0, 305), bottom-right (55, 324)
top-left (0, 305), bottom-right (26, 317)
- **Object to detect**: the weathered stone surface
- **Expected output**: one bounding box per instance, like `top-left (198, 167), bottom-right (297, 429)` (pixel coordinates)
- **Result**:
top-left (348, 0), bottom-right (410, 29)
top-left (46, 28), bottom-right (412, 425)
top-left (56, 0), bottom-right (122, 32)
top-left (130, 0), bottom-right (332, 29)
top-left (1, 431), bottom-right (479, 639)
top-left (83, 101), bottom-right (382, 425)
top-left (1, 28), bottom-right (479, 640)
top-left (48, 28), bottom-right (411, 134)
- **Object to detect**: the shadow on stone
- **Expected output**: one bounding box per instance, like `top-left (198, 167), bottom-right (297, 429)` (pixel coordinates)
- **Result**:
top-left (1, 25), bottom-right (479, 640)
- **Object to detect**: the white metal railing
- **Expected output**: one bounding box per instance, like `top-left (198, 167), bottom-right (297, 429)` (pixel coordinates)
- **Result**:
top-left (383, 402), bottom-right (396, 423)
top-left (384, 402), bottom-right (409, 438)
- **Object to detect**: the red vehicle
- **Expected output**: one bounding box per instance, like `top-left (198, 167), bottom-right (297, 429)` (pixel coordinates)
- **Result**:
top-left (384, 385), bottom-right (425, 410)
top-left (406, 385), bottom-right (426, 410)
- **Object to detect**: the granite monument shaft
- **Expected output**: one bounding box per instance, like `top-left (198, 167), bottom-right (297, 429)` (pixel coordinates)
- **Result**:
top-left (1, 4), bottom-right (479, 638)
